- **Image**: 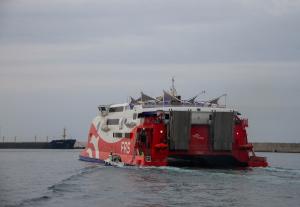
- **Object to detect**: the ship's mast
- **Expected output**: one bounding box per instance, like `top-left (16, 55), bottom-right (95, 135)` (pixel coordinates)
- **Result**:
top-left (170, 77), bottom-right (177, 97)
top-left (63, 128), bottom-right (67, 140)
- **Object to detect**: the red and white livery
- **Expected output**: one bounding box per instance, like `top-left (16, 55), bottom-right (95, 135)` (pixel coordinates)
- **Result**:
top-left (80, 81), bottom-right (267, 167)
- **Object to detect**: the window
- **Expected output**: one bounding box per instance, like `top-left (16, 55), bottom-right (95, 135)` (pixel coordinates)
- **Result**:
top-left (113, 132), bottom-right (132, 138)
top-left (124, 133), bottom-right (132, 138)
top-left (109, 106), bottom-right (124, 113)
top-left (113, 133), bottom-right (123, 138)
top-left (107, 119), bottom-right (119, 125)
top-left (133, 113), bottom-right (137, 120)
top-left (164, 114), bottom-right (169, 120)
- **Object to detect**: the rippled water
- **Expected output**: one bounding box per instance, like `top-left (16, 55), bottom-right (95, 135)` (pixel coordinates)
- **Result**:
top-left (0, 149), bottom-right (300, 207)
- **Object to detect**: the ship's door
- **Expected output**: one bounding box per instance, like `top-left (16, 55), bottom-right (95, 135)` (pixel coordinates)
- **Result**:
top-left (168, 111), bottom-right (191, 151)
top-left (211, 112), bottom-right (234, 151)
top-left (137, 128), bottom-right (153, 161)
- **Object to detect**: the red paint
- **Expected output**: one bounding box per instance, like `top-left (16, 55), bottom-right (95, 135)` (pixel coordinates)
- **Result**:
top-left (189, 125), bottom-right (210, 153)
top-left (80, 114), bottom-right (268, 167)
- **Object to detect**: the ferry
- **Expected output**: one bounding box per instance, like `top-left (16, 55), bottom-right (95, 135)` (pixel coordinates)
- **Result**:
top-left (79, 79), bottom-right (267, 167)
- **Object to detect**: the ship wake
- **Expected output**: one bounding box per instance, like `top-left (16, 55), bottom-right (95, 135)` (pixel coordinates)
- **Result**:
top-left (9, 164), bottom-right (103, 207)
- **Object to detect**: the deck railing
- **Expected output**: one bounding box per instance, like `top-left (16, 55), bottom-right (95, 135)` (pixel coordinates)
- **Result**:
top-left (141, 102), bottom-right (226, 108)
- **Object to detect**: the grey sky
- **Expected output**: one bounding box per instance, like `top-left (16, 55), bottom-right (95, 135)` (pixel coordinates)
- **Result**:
top-left (0, 0), bottom-right (300, 142)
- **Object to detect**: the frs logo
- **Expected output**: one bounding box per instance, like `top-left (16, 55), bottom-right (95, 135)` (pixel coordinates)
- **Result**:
top-left (121, 141), bottom-right (130, 154)
top-left (192, 133), bottom-right (204, 140)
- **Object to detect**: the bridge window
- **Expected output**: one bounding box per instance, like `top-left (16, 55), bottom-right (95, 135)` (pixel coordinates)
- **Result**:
top-left (109, 106), bottom-right (124, 113)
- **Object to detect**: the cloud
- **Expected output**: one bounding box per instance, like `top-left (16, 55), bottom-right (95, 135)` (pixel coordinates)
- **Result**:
top-left (239, 0), bottom-right (300, 16)
top-left (1, 1), bottom-right (300, 142)
top-left (1, 0), bottom-right (300, 64)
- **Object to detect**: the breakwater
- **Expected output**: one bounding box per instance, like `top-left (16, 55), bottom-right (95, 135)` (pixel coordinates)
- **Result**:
top-left (0, 141), bottom-right (84, 149)
top-left (0, 142), bottom-right (49, 149)
top-left (252, 143), bottom-right (300, 153)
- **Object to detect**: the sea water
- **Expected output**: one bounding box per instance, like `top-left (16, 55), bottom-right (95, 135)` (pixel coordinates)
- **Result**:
top-left (0, 149), bottom-right (299, 207)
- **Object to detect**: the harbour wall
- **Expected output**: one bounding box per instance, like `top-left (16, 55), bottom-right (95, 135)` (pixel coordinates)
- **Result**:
top-left (252, 143), bottom-right (300, 153)
top-left (0, 142), bottom-right (49, 149)
top-left (0, 141), bottom-right (85, 149)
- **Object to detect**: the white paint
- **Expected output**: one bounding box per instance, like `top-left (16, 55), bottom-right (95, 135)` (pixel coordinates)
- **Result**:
top-left (90, 135), bottom-right (100, 159)
top-left (93, 101), bottom-right (235, 145)
top-left (86, 148), bottom-right (93, 158)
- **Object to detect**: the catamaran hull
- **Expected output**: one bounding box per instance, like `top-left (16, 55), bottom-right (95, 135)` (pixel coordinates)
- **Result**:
top-left (79, 113), bottom-right (267, 168)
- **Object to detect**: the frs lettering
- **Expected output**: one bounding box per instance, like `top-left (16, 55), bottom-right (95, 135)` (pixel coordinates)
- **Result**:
top-left (121, 141), bottom-right (130, 154)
